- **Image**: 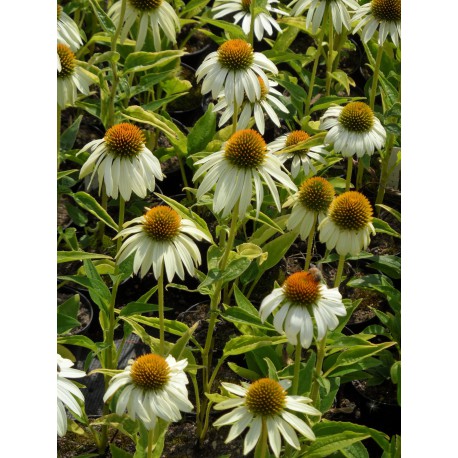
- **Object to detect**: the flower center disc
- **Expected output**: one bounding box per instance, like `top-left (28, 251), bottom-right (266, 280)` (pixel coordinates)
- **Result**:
top-left (283, 271), bottom-right (321, 306)
top-left (218, 39), bottom-right (254, 71)
top-left (298, 177), bottom-right (335, 213)
top-left (130, 354), bottom-right (170, 391)
top-left (129, 0), bottom-right (162, 12)
top-left (285, 130), bottom-right (311, 155)
top-left (330, 191), bottom-right (373, 230)
top-left (245, 378), bottom-right (286, 416)
top-left (224, 129), bottom-right (267, 168)
top-left (371, 0), bottom-right (401, 22)
top-left (104, 123), bottom-right (145, 158)
top-left (57, 44), bottom-right (76, 78)
top-left (143, 206), bottom-right (181, 241)
top-left (338, 102), bottom-right (374, 133)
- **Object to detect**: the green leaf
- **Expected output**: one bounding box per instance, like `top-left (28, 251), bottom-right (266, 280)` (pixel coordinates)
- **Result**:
top-left (82, 259), bottom-right (112, 315)
top-left (222, 306), bottom-right (274, 331)
top-left (329, 342), bottom-right (396, 374)
top-left (223, 335), bottom-right (287, 357)
top-left (378, 72), bottom-right (399, 108)
top-left (340, 441), bottom-right (369, 458)
top-left (61, 115), bottom-right (83, 151)
top-left (246, 210), bottom-right (284, 234)
top-left (234, 285), bottom-right (261, 316)
top-left (109, 444), bottom-right (133, 458)
top-left (128, 315), bottom-right (190, 337)
top-left (170, 321), bottom-right (199, 360)
top-left (347, 274), bottom-right (393, 289)
top-left (187, 104), bottom-right (216, 155)
top-left (199, 257), bottom-right (251, 290)
top-left (227, 362), bottom-right (260, 381)
top-left (301, 432), bottom-right (370, 458)
top-left (375, 204), bottom-right (401, 222)
top-left (367, 255), bottom-right (401, 279)
top-left (57, 293), bottom-right (80, 317)
top-left (199, 17), bottom-right (245, 39)
top-left (329, 70), bottom-right (355, 95)
top-left (88, 0), bottom-right (116, 34)
top-left (57, 169), bottom-right (79, 181)
top-left (65, 202), bottom-right (89, 227)
top-left (119, 302), bottom-right (161, 316)
top-left (72, 191), bottom-right (119, 231)
top-left (309, 96), bottom-right (365, 114)
top-left (57, 335), bottom-right (98, 352)
top-left (57, 251), bottom-right (112, 263)
top-left (124, 50), bottom-right (185, 74)
top-left (57, 313), bottom-right (81, 335)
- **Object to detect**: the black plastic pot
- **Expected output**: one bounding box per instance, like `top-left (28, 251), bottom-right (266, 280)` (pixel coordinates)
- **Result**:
top-left (57, 285), bottom-right (94, 336)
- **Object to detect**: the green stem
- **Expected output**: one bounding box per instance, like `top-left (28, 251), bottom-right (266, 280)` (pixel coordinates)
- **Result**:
top-left (147, 429), bottom-right (154, 458)
top-left (292, 337), bottom-right (302, 395)
top-left (249, 0), bottom-right (256, 47)
top-left (97, 187), bottom-right (108, 247)
top-left (57, 104), bottom-right (62, 171)
top-left (325, 8), bottom-right (334, 96)
top-left (345, 156), bottom-right (353, 191)
top-left (310, 333), bottom-right (327, 406)
top-left (158, 266), bottom-right (165, 356)
top-left (116, 196), bottom-right (125, 253)
top-left (369, 45), bottom-right (384, 110)
top-left (331, 31), bottom-right (347, 73)
top-left (176, 152), bottom-right (192, 201)
top-left (334, 254), bottom-right (346, 288)
top-left (107, 0), bottom-right (127, 127)
top-left (375, 133), bottom-right (395, 215)
top-left (256, 418), bottom-right (268, 458)
top-left (232, 95), bottom-right (239, 135)
top-left (305, 14), bottom-right (327, 113)
top-left (304, 213), bottom-right (318, 270)
top-left (355, 158), bottom-right (364, 191)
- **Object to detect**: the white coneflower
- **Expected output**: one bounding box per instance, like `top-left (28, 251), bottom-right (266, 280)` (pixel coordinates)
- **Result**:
top-left (318, 191), bottom-right (376, 255)
top-left (259, 269), bottom-right (346, 348)
top-left (103, 354), bottom-right (193, 430)
top-left (57, 354), bottom-right (86, 437)
top-left (286, 176), bottom-right (335, 239)
top-left (320, 102), bottom-right (386, 158)
top-left (78, 123), bottom-right (163, 201)
top-left (290, 0), bottom-right (359, 34)
top-left (212, 0), bottom-right (288, 42)
top-left (193, 129), bottom-right (297, 220)
top-left (57, 44), bottom-right (93, 109)
top-left (196, 38), bottom-right (278, 106)
top-left (353, 0), bottom-right (401, 47)
top-left (115, 205), bottom-right (211, 281)
top-left (214, 378), bottom-right (320, 457)
top-left (57, 4), bottom-right (83, 51)
top-left (213, 77), bottom-right (288, 135)
top-left (268, 130), bottom-right (329, 178)
top-left (109, 0), bottom-right (180, 51)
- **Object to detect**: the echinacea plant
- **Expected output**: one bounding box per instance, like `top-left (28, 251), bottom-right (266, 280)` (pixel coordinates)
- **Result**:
top-left (57, 0), bottom-right (402, 456)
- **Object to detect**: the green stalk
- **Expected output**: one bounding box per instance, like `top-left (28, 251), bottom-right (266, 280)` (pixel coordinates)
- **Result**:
top-left (369, 46), bottom-right (384, 110)
top-left (305, 13), bottom-right (328, 113)
top-left (147, 429), bottom-right (154, 458)
top-left (232, 95), bottom-right (239, 135)
top-left (107, 0), bottom-right (127, 127)
top-left (334, 254), bottom-right (346, 288)
top-left (355, 157), bottom-right (365, 191)
top-left (375, 133), bottom-right (395, 214)
top-left (304, 213), bottom-right (318, 270)
top-left (116, 195), bottom-right (125, 253)
top-left (292, 337), bottom-right (302, 395)
top-left (255, 418), bottom-right (268, 458)
top-left (249, 0), bottom-right (256, 47)
top-left (158, 265), bottom-right (165, 356)
top-left (310, 333), bottom-right (326, 406)
top-left (57, 104), bottom-right (62, 171)
top-left (325, 8), bottom-right (334, 96)
top-left (345, 156), bottom-right (353, 191)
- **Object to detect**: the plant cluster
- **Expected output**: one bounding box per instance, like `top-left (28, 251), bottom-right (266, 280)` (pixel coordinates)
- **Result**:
top-left (57, 0), bottom-right (401, 456)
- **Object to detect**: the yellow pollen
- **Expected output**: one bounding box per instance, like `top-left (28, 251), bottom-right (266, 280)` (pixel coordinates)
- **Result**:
top-left (130, 354), bottom-right (170, 391)
top-left (329, 191), bottom-right (373, 231)
top-left (371, 0), bottom-right (401, 22)
top-left (218, 39), bottom-right (254, 71)
top-left (104, 123), bottom-right (145, 158)
top-left (57, 43), bottom-right (76, 78)
top-left (298, 177), bottom-right (335, 213)
top-left (224, 129), bottom-right (267, 168)
top-left (285, 130), bottom-right (311, 155)
top-left (257, 76), bottom-right (268, 99)
top-left (338, 102), bottom-right (374, 133)
top-left (129, 0), bottom-right (163, 11)
top-left (245, 379), bottom-right (286, 416)
top-left (143, 206), bottom-right (181, 241)
top-left (283, 271), bottom-right (321, 306)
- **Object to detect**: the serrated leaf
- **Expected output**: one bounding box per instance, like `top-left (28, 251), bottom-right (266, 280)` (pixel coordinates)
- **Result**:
top-left (72, 191), bottom-right (119, 231)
